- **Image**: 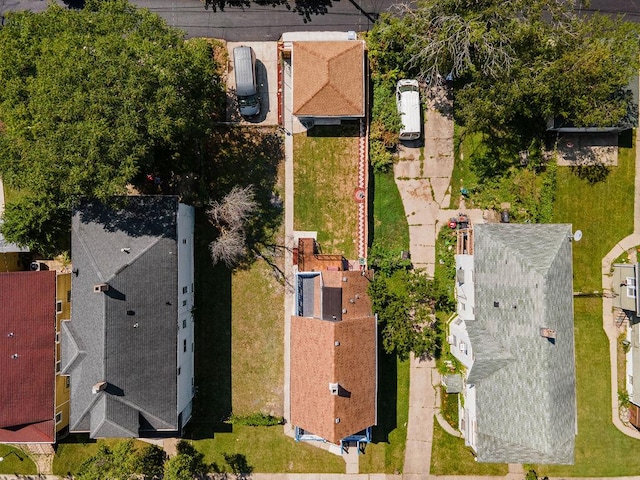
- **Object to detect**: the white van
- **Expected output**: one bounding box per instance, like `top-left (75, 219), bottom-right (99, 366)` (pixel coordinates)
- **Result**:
top-left (396, 79), bottom-right (421, 141)
top-left (233, 46), bottom-right (260, 117)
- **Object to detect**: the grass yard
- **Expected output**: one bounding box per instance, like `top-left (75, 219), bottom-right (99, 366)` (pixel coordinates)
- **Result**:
top-left (449, 126), bottom-right (481, 209)
top-left (532, 298), bottom-right (640, 476)
top-left (230, 260), bottom-right (284, 416)
top-left (371, 171), bottom-right (410, 253)
top-left (191, 424), bottom-right (344, 473)
top-left (440, 388), bottom-right (459, 429)
top-left (0, 445), bottom-right (37, 475)
top-left (53, 436), bottom-right (148, 477)
top-left (294, 124), bottom-right (360, 259)
top-left (360, 355), bottom-right (410, 474)
top-left (430, 422), bottom-right (507, 475)
top-left (552, 140), bottom-right (635, 292)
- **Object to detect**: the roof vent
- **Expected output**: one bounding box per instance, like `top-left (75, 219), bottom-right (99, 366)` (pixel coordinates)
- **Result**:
top-left (94, 283), bottom-right (109, 293)
top-left (92, 381), bottom-right (107, 394)
top-left (329, 382), bottom-right (339, 395)
top-left (342, 309), bottom-right (347, 314)
top-left (334, 341), bottom-right (340, 347)
top-left (540, 328), bottom-right (557, 340)
top-left (335, 417), bottom-right (341, 424)
top-left (7, 332), bottom-right (14, 337)
top-left (493, 301), bottom-right (499, 308)
top-left (127, 310), bottom-right (135, 316)
top-left (121, 247), bottom-right (131, 254)
top-left (342, 276), bottom-right (348, 282)
top-left (355, 294), bottom-right (360, 299)
top-left (349, 298), bottom-right (355, 304)
top-left (11, 353), bottom-right (18, 359)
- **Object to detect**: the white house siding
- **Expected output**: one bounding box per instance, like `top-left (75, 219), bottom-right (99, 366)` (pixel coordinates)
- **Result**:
top-left (455, 254), bottom-right (475, 321)
top-left (460, 383), bottom-right (477, 452)
top-left (177, 203), bottom-right (195, 427)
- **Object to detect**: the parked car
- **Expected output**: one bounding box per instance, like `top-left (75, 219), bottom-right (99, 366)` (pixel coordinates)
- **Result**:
top-left (233, 46), bottom-right (260, 117)
top-left (396, 79), bottom-right (421, 141)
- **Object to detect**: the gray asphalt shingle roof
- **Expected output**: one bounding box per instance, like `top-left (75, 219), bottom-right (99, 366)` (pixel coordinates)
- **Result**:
top-left (62, 196), bottom-right (181, 438)
top-left (469, 224), bottom-right (576, 464)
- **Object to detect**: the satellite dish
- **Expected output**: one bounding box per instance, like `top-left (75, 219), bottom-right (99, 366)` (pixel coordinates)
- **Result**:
top-left (573, 230), bottom-right (583, 242)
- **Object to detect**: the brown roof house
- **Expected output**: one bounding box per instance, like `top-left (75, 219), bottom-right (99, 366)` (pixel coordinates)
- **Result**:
top-left (0, 271), bottom-right (56, 443)
top-left (290, 238), bottom-right (376, 451)
top-left (282, 33), bottom-right (366, 121)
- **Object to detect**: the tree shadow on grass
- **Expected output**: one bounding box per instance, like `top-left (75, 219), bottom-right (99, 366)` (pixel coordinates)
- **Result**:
top-left (198, 127), bottom-right (284, 272)
top-left (369, 343), bottom-right (398, 443)
top-left (190, 211), bottom-right (233, 436)
top-left (570, 164), bottom-right (611, 184)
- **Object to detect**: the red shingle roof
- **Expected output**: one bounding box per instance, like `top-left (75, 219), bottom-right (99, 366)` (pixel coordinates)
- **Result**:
top-left (0, 271), bottom-right (56, 443)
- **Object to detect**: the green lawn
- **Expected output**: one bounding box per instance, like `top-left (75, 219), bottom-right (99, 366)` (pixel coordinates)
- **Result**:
top-left (532, 298), bottom-right (640, 476)
top-left (293, 124), bottom-right (360, 259)
top-left (231, 260), bottom-right (284, 416)
top-left (0, 445), bottom-right (37, 475)
top-left (552, 141), bottom-right (635, 292)
top-left (190, 424), bottom-right (344, 473)
top-left (449, 126), bottom-right (481, 209)
top-left (371, 171), bottom-right (410, 253)
top-left (440, 388), bottom-right (459, 429)
top-left (360, 355), bottom-right (410, 473)
top-left (430, 422), bottom-right (507, 475)
top-left (53, 436), bottom-right (148, 477)
top-left (530, 137), bottom-right (640, 475)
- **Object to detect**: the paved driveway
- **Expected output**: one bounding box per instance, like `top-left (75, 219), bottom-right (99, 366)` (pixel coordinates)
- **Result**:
top-left (225, 41), bottom-right (279, 125)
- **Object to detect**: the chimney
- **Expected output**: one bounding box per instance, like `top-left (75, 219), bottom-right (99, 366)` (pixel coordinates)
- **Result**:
top-left (94, 283), bottom-right (109, 293)
top-left (540, 328), bottom-right (557, 340)
top-left (92, 381), bottom-right (107, 394)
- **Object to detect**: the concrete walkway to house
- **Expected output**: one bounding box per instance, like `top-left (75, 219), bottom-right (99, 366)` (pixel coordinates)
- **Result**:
top-left (600, 123), bottom-right (640, 440)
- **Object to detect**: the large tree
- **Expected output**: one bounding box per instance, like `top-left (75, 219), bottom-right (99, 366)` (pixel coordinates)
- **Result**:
top-left (0, 0), bottom-right (223, 253)
top-left (369, 0), bottom-right (640, 154)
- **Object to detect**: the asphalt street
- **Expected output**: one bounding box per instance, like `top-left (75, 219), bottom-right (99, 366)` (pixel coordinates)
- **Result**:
top-left (0, 0), bottom-right (399, 40)
top-left (3, 0), bottom-right (640, 40)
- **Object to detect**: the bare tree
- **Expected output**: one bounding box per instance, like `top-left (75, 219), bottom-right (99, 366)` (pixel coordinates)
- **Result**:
top-left (206, 185), bottom-right (258, 268)
top-left (208, 227), bottom-right (246, 268)
top-left (206, 185), bottom-right (258, 230)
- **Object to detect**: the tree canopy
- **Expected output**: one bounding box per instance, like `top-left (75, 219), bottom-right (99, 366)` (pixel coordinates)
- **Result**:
top-left (369, 0), bottom-right (640, 153)
top-left (0, 0), bottom-right (223, 253)
top-left (75, 440), bottom-right (165, 480)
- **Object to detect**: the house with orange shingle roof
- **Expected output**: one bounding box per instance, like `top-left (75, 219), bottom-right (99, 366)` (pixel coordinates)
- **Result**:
top-left (290, 238), bottom-right (376, 451)
top-left (282, 33), bottom-right (366, 122)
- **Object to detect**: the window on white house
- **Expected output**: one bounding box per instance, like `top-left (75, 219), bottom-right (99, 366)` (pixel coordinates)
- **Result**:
top-left (182, 319), bottom-right (187, 329)
top-left (56, 412), bottom-right (62, 424)
top-left (183, 286), bottom-right (188, 294)
top-left (629, 375), bottom-right (634, 386)
top-left (56, 301), bottom-right (63, 313)
top-left (627, 277), bottom-right (636, 298)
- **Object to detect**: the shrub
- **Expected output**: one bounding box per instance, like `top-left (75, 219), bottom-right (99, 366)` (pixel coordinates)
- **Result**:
top-left (370, 139), bottom-right (395, 173)
top-left (228, 413), bottom-right (284, 427)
